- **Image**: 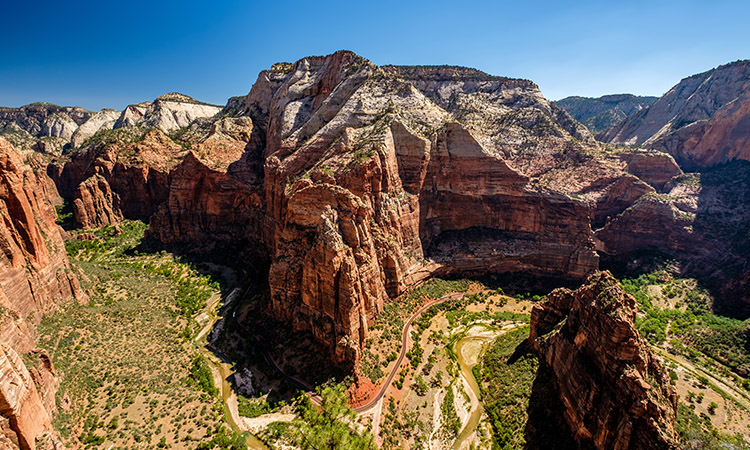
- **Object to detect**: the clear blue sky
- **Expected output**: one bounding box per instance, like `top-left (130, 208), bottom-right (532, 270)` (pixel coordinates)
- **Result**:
top-left (3, 0), bottom-right (749, 110)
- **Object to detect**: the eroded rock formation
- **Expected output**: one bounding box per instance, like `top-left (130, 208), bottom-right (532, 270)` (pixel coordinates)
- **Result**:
top-left (115, 93), bottom-right (222, 132)
top-left (0, 345), bottom-right (55, 450)
top-left (42, 51), bottom-right (750, 367)
top-left (49, 129), bottom-right (185, 228)
top-left (151, 52), bottom-right (638, 366)
top-left (0, 139), bottom-right (81, 350)
top-left (530, 271), bottom-right (678, 450)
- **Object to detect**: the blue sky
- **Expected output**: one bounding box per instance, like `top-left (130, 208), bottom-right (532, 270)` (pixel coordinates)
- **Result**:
top-left (2, 0), bottom-right (749, 110)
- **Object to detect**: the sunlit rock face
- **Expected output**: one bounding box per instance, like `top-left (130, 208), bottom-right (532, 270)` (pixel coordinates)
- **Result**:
top-left (0, 138), bottom-right (82, 450)
top-left (601, 59), bottom-right (750, 169)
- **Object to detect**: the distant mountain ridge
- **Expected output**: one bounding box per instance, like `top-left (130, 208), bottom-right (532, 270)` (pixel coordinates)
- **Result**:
top-left (0, 93), bottom-right (221, 154)
top-left (600, 59), bottom-right (750, 168)
top-left (555, 94), bottom-right (658, 135)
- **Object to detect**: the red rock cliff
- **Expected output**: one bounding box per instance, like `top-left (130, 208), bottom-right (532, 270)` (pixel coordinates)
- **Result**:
top-left (153, 52), bottom-right (608, 366)
top-left (0, 139), bottom-right (80, 450)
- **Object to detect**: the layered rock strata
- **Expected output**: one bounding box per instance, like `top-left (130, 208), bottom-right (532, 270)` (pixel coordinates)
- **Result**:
top-left (530, 271), bottom-right (678, 450)
top-left (51, 51), bottom-right (746, 367)
top-left (153, 52), bottom-right (628, 366)
top-left (49, 129), bottom-right (185, 228)
top-left (0, 345), bottom-right (55, 450)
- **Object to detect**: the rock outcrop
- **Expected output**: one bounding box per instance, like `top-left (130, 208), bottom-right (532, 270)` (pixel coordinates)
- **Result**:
top-left (49, 51), bottom-right (750, 368)
top-left (0, 345), bottom-right (54, 450)
top-left (49, 129), bottom-right (185, 228)
top-left (555, 94), bottom-right (658, 135)
top-left (595, 162), bottom-right (750, 317)
top-left (619, 151), bottom-right (682, 191)
top-left (601, 60), bottom-right (750, 168)
top-left (72, 174), bottom-right (123, 228)
top-left (0, 139), bottom-right (82, 351)
top-left (151, 52), bottom-right (633, 366)
top-left (530, 271), bottom-right (678, 450)
top-left (69, 109), bottom-right (121, 148)
top-left (115, 93), bottom-right (222, 132)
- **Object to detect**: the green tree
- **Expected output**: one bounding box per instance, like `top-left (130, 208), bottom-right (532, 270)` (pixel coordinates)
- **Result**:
top-left (287, 384), bottom-right (376, 450)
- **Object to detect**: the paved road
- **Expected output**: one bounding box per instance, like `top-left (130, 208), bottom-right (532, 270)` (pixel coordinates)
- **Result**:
top-left (231, 282), bottom-right (455, 413)
top-left (353, 294), bottom-right (454, 412)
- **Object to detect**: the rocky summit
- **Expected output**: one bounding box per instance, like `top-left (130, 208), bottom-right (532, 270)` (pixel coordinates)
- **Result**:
top-left (1, 49), bottom-right (750, 450)
top-left (530, 272), bottom-right (678, 450)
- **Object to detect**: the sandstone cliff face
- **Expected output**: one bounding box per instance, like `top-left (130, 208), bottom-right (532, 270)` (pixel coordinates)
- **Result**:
top-left (530, 271), bottom-right (678, 450)
top-left (151, 52), bottom-right (618, 366)
top-left (148, 151), bottom-right (266, 252)
top-left (0, 139), bottom-right (81, 351)
top-left (50, 129), bottom-right (185, 228)
top-left (51, 51), bottom-right (711, 368)
top-left (601, 60), bottom-right (750, 168)
top-left (0, 345), bottom-right (54, 450)
top-left (0, 139), bottom-right (80, 450)
top-left (115, 93), bottom-right (222, 132)
top-left (601, 163), bottom-right (750, 317)
top-left (70, 109), bottom-right (121, 148)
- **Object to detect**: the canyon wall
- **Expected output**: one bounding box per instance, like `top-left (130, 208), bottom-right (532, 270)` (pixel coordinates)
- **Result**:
top-left (45, 51), bottom-right (750, 367)
top-left (0, 138), bottom-right (81, 450)
top-left (50, 52), bottom-right (681, 367)
top-left (601, 59), bottom-right (750, 169)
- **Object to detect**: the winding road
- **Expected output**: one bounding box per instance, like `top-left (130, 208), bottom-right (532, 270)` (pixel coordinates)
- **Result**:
top-left (353, 294), bottom-right (456, 412)
top-left (230, 283), bottom-right (457, 413)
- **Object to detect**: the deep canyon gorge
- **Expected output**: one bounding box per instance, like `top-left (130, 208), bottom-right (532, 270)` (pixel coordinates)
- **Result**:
top-left (2, 51), bottom-right (750, 450)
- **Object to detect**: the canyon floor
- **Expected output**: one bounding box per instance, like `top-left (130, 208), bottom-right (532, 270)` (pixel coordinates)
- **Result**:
top-left (30, 218), bottom-right (750, 449)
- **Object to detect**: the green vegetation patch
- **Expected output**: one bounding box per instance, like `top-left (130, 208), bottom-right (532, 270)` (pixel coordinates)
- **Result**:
top-left (39, 220), bottom-right (225, 448)
top-left (476, 326), bottom-right (576, 450)
top-left (262, 384), bottom-right (375, 449)
top-left (477, 327), bottom-right (537, 449)
top-left (622, 270), bottom-right (750, 379)
top-left (676, 403), bottom-right (750, 449)
top-left (79, 127), bottom-right (147, 149)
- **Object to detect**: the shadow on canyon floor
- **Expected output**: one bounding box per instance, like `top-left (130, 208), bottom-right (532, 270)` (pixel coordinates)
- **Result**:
top-left (132, 233), bottom-right (345, 402)
top-left (505, 340), bottom-right (581, 450)
top-left (602, 160), bottom-right (750, 319)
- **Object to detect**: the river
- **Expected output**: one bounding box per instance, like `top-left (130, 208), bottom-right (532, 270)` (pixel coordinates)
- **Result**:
top-left (196, 291), bottom-right (268, 450)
